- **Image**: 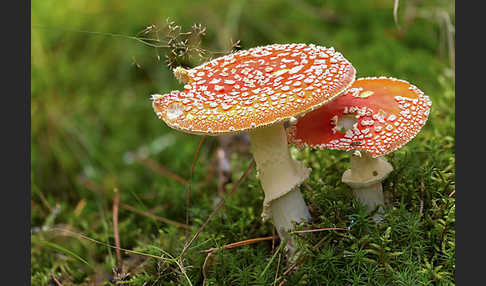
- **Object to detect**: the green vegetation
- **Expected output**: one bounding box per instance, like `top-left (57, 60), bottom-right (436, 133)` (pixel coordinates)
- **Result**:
top-left (31, 0), bottom-right (455, 285)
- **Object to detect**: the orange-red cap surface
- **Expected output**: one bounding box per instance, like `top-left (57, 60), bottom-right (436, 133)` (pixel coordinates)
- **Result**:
top-left (152, 43), bottom-right (356, 135)
top-left (287, 77), bottom-right (432, 157)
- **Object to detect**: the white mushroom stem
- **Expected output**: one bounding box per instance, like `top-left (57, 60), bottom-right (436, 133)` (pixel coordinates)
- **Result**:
top-left (248, 122), bottom-right (311, 249)
top-left (341, 152), bottom-right (393, 222)
top-left (271, 189), bottom-right (311, 253)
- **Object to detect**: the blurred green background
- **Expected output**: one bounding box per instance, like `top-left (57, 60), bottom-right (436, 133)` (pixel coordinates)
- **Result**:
top-left (32, 0), bottom-right (455, 285)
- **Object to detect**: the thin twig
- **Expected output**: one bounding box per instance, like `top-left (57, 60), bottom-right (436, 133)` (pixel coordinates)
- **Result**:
top-left (31, 25), bottom-right (171, 46)
top-left (282, 253), bottom-right (305, 276)
top-left (48, 227), bottom-right (174, 261)
top-left (113, 188), bottom-right (122, 269)
top-left (311, 233), bottom-right (332, 250)
top-left (419, 177), bottom-right (425, 216)
top-left (448, 190), bottom-right (455, 198)
top-left (275, 258), bottom-right (300, 286)
top-left (201, 235), bottom-right (279, 254)
top-left (273, 253), bottom-right (282, 286)
top-left (441, 10), bottom-right (455, 85)
top-left (303, 182), bottom-right (313, 192)
top-left (272, 227), bottom-right (276, 252)
top-left (35, 189), bottom-right (54, 213)
top-left (51, 273), bottom-right (63, 286)
top-left (216, 148), bottom-right (229, 196)
top-left (77, 175), bottom-right (106, 194)
top-left (179, 160), bottom-right (255, 265)
top-left (73, 199), bottom-right (87, 217)
top-left (185, 137), bottom-right (206, 247)
top-left (393, 0), bottom-right (401, 29)
top-left (134, 156), bottom-right (189, 186)
top-left (202, 252), bottom-right (214, 286)
top-left (335, 208), bottom-right (344, 225)
top-left (119, 202), bottom-right (190, 229)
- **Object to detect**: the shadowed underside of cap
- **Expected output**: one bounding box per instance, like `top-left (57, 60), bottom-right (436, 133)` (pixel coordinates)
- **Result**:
top-left (152, 43), bottom-right (356, 135)
top-left (287, 77), bottom-right (432, 157)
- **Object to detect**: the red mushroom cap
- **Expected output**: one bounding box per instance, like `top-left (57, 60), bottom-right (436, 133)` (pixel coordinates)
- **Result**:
top-left (152, 43), bottom-right (356, 135)
top-left (287, 77), bottom-right (432, 157)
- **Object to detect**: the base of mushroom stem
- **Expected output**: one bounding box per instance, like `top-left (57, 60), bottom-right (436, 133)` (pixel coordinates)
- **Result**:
top-left (271, 187), bottom-right (311, 255)
top-left (352, 182), bottom-right (385, 223)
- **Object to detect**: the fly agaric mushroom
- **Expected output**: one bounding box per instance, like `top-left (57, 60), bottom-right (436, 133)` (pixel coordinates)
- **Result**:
top-left (287, 77), bottom-right (432, 221)
top-left (152, 43), bottom-right (355, 251)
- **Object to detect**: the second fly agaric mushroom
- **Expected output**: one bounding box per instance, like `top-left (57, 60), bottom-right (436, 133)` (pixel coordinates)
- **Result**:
top-left (287, 77), bottom-right (432, 221)
top-left (152, 43), bottom-right (355, 250)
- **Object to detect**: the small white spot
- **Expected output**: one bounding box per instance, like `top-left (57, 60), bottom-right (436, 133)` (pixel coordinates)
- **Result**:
top-left (151, 94), bottom-right (164, 101)
top-left (272, 69), bottom-right (289, 77)
top-left (344, 129), bottom-right (354, 138)
top-left (166, 102), bottom-right (184, 120)
top-left (288, 65), bottom-right (304, 74)
top-left (361, 119), bottom-right (374, 126)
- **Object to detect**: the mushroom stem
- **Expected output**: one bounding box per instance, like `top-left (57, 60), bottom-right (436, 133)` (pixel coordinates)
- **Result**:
top-left (271, 187), bottom-right (311, 253)
top-left (351, 183), bottom-right (385, 222)
top-left (248, 122), bottom-right (311, 244)
top-left (342, 153), bottom-right (393, 222)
